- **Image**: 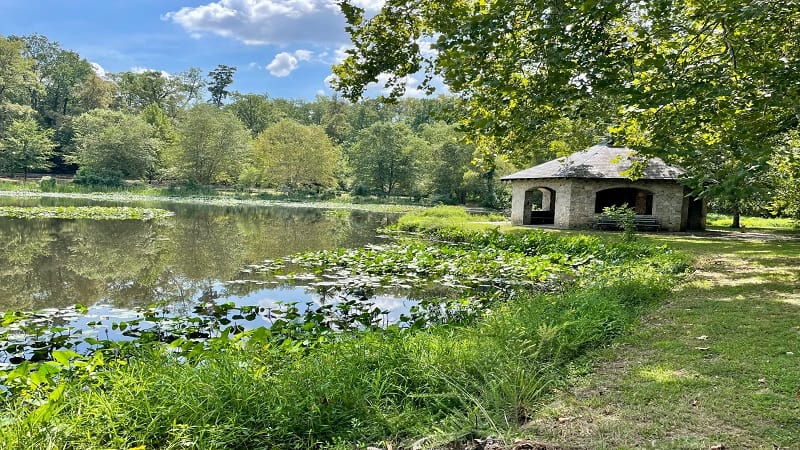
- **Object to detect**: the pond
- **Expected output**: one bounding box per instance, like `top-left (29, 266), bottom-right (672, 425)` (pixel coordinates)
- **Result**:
top-left (0, 197), bottom-right (406, 334)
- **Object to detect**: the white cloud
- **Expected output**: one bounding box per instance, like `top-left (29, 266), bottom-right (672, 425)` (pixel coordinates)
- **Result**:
top-left (294, 49), bottom-right (313, 61)
top-left (416, 37), bottom-right (439, 59)
top-left (333, 45), bottom-right (351, 63)
top-left (267, 52), bottom-right (299, 77)
top-left (266, 49), bottom-right (316, 76)
top-left (374, 73), bottom-right (426, 98)
top-left (90, 62), bottom-right (108, 79)
top-left (323, 73), bottom-right (338, 90)
top-left (323, 71), bottom-right (449, 99)
top-left (164, 0), bottom-right (384, 46)
top-left (131, 66), bottom-right (171, 77)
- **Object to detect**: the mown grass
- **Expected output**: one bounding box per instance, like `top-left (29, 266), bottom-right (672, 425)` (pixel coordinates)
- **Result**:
top-left (526, 235), bottom-right (800, 449)
top-left (0, 207), bottom-right (686, 449)
top-left (0, 188), bottom-right (420, 214)
top-left (706, 212), bottom-right (799, 230)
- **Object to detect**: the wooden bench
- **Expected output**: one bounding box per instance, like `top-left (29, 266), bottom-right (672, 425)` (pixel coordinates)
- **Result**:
top-left (633, 215), bottom-right (661, 231)
top-left (594, 215), bottom-right (662, 231)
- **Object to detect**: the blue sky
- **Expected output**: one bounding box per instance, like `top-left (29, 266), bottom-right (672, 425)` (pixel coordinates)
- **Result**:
top-left (0, 0), bottom-right (409, 100)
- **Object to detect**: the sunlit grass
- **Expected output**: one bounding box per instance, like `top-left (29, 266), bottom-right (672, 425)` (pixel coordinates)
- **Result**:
top-left (706, 212), bottom-right (798, 230)
top-left (393, 205), bottom-right (508, 232)
top-left (529, 236), bottom-right (800, 449)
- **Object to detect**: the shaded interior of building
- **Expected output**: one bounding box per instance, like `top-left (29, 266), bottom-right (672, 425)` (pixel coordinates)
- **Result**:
top-left (523, 187), bottom-right (556, 224)
top-left (521, 186), bottom-right (705, 230)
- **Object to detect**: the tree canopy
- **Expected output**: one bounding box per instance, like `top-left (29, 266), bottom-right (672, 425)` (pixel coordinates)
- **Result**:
top-left (0, 117), bottom-right (55, 180)
top-left (333, 0), bottom-right (800, 211)
top-left (348, 122), bottom-right (423, 196)
top-left (249, 119), bottom-right (341, 190)
top-left (70, 109), bottom-right (158, 181)
top-left (171, 104), bottom-right (250, 185)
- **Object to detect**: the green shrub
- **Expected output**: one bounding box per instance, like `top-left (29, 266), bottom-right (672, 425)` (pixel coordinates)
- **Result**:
top-left (38, 176), bottom-right (57, 191)
top-left (601, 204), bottom-right (637, 241)
top-left (72, 167), bottom-right (125, 187)
top-left (165, 180), bottom-right (217, 197)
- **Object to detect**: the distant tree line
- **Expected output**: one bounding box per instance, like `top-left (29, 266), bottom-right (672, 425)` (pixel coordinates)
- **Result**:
top-left (0, 34), bottom-right (514, 206)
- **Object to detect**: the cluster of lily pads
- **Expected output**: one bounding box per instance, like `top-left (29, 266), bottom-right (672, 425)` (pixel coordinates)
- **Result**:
top-left (0, 206), bottom-right (174, 220)
top-left (0, 227), bottom-right (677, 396)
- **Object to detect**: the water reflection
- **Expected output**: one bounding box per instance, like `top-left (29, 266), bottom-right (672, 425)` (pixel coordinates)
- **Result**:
top-left (0, 198), bottom-right (394, 313)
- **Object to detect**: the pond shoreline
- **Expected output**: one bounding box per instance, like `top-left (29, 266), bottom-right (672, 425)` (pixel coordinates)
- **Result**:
top-left (0, 189), bottom-right (424, 214)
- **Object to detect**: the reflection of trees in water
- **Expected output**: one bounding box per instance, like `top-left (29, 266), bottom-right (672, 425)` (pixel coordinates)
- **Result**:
top-left (0, 204), bottom-right (392, 312)
top-left (0, 219), bottom-right (59, 310)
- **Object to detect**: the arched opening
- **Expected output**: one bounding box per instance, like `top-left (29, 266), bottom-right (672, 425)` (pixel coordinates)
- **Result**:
top-left (523, 187), bottom-right (556, 225)
top-left (595, 187), bottom-right (653, 215)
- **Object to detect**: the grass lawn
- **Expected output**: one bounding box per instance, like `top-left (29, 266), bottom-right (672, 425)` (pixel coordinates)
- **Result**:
top-left (526, 234), bottom-right (800, 449)
top-left (706, 213), bottom-right (798, 231)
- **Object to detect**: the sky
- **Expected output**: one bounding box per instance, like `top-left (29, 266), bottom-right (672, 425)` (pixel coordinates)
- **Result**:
top-left (0, 0), bottom-right (433, 100)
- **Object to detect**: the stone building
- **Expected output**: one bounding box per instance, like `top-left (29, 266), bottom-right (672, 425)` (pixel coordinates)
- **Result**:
top-left (501, 145), bottom-right (706, 231)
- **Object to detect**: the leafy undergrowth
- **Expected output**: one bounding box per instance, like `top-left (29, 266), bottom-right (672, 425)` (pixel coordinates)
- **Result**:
top-left (526, 236), bottom-right (800, 449)
top-left (0, 208), bottom-right (689, 449)
top-left (0, 206), bottom-right (173, 220)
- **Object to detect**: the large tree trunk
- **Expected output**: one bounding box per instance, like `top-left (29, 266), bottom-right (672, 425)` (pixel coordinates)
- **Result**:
top-left (731, 205), bottom-right (741, 229)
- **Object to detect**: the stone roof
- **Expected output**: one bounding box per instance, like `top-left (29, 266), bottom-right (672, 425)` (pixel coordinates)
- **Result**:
top-left (501, 145), bottom-right (685, 181)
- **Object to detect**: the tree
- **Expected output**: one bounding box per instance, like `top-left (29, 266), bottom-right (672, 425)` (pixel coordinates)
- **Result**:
top-left (767, 130), bottom-right (800, 219)
top-left (249, 119), bottom-right (341, 190)
top-left (72, 72), bottom-right (115, 113)
top-left (0, 117), bottom-right (55, 181)
top-left (15, 35), bottom-right (92, 120)
top-left (207, 65), bottom-right (236, 107)
top-left (419, 121), bottom-right (474, 203)
top-left (333, 0), bottom-right (800, 211)
top-left (71, 109), bottom-right (158, 181)
top-left (312, 94), bottom-right (353, 145)
top-left (113, 68), bottom-right (205, 116)
top-left (140, 103), bottom-right (178, 179)
top-left (348, 122), bottom-right (421, 196)
top-left (0, 35), bottom-right (41, 133)
top-left (171, 103), bottom-right (250, 185)
top-left (227, 92), bottom-right (276, 136)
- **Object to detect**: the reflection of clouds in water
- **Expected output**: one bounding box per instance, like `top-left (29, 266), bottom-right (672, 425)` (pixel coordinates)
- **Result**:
top-left (246, 286), bottom-right (415, 325)
top-left (370, 295), bottom-right (414, 322)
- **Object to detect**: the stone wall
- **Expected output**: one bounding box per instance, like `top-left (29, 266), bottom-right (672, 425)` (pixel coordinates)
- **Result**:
top-left (566, 179), bottom-right (685, 231)
top-left (508, 178), bottom-right (687, 231)
top-left (509, 179), bottom-right (574, 228)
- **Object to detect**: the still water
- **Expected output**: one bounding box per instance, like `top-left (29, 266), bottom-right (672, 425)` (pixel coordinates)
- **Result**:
top-left (0, 197), bottom-right (403, 325)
